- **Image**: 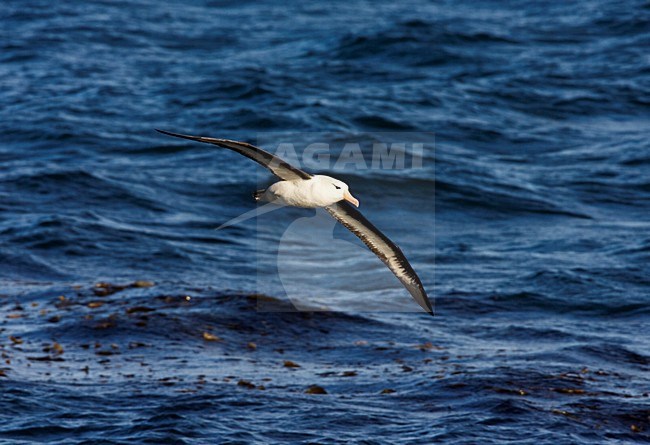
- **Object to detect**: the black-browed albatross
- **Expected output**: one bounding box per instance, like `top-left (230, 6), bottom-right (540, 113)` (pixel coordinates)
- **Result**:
top-left (156, 129), bottom-right (433, 315)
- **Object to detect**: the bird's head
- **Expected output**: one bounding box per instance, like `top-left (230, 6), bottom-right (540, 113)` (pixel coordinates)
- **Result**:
top-left (313, 175), bottom-right (359, 207)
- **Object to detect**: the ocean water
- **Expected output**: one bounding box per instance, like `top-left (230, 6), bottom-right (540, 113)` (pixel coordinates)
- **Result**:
top-left (1, 0), bottom-right (649, 443)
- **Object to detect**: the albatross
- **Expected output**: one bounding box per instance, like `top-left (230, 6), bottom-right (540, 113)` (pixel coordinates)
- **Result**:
top-left (156, 129), bottom-right (433, 315)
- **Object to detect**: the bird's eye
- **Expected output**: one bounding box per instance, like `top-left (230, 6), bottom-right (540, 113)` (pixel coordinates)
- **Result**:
top-left (333, 185), bottom-right (341, 190)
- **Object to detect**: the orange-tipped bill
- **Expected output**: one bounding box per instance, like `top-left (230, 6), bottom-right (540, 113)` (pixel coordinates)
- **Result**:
top-left (343, 190), bottom-right (359, 207)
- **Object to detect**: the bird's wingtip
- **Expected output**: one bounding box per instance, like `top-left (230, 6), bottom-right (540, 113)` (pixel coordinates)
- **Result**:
top-left (156, 129), bottom-right (199, 141)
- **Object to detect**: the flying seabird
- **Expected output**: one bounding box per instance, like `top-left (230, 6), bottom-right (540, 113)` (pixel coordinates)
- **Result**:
top-left (156, 129), bottom-right (433, 315)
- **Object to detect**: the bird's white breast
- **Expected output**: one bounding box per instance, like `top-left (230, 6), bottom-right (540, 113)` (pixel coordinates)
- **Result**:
top-left (265, 178), bottom-right (336, 208)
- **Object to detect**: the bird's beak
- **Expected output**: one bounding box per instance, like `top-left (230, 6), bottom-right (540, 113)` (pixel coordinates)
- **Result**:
top-left (343, 190), bottom-right (359, 207)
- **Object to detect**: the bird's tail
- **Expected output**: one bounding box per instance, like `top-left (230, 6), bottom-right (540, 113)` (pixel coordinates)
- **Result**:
top-left (253, 189), bottom-right (266, 202)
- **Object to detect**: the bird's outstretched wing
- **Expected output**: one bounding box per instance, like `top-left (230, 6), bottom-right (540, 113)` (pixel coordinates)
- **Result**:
top-left (325, 201), bottom-right (433, 315)
top-left (156, 129), bottom-right (312, 181)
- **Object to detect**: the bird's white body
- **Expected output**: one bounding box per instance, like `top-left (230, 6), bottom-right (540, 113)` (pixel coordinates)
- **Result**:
top-left (259, 175), bottom-right (358, 208)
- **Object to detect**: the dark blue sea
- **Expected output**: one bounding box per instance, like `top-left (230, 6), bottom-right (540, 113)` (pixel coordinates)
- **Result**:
top-left (1, 0), bottom-right (649, 443)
